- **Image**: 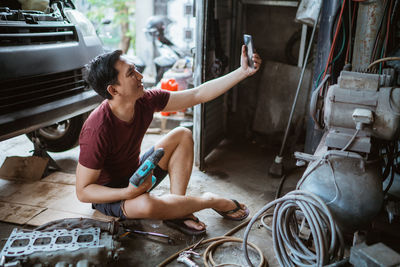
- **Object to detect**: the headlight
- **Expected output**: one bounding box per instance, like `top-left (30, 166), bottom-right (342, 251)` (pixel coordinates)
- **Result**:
top-left (64, 9), bottom-right (97, 37)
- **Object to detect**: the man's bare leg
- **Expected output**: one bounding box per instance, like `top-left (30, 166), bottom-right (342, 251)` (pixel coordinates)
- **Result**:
top-left (152, 127), bottom-right (205, 230)
top-left (155, 127), bottom-right (193, 195)
top-left (123, 192), bottom-right (248, 220)
top-left (147, 127), bottom-right (247, 230)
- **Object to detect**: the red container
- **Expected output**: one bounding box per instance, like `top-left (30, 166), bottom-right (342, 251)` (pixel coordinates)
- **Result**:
top-left (160, 79), bottom-right (178, 116)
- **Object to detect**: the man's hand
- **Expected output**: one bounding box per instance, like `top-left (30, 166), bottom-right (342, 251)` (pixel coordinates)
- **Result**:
top-left (240, 45), bottom-right (262, 77)
top-left (126, 172), bottom-right (154, 199)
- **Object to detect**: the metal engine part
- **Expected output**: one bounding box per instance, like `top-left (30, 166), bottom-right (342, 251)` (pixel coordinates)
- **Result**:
top-left (350, 242), bottom-right (400, 267)
top-left (0, 227), bottom-right (123, 266)
top-left (324, 71), bottom-right (400, 152)
top-left (297, 150), bottom-right (383, 232)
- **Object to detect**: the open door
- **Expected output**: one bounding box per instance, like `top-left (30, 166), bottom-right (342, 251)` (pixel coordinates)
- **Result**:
top-left (193, 0), bottom-right (240, 170)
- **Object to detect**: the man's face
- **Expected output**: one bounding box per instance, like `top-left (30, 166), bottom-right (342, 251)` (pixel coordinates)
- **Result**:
top-left (113, 55), bottom-right (144, 100)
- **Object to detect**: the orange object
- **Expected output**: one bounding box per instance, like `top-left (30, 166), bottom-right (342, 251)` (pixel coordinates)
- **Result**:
top-left (161, 78), bottom-right (179, 92)
top-left (160, 79), bottom-right (178, 116)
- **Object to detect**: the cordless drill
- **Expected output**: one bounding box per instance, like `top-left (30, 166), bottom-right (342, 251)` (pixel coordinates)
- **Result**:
top-left (129, 148), bottom-right (165, 191)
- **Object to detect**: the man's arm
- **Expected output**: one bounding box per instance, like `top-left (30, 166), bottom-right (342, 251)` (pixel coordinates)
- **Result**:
top-left (75, 163), bottom-right (152, 203)
top-left (162, 45), bottom-right (262, 112)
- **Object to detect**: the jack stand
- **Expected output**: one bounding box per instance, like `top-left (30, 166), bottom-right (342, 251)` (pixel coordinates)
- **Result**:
top-left (31, 137), bottom-right (62, 177)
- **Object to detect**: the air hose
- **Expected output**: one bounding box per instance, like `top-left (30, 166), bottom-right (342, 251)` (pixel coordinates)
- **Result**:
top-left (157, 219), bottom-right (266, 267)
top-left (242, 190), bottom-right (344, 267)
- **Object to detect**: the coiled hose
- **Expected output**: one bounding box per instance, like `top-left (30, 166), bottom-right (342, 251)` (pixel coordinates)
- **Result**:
top-left (243, 190), bottom-right (344, 267)
top-left (158, 219), bottom-right (266, 267)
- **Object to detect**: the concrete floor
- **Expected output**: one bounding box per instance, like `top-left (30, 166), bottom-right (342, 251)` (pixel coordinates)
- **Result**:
top-left (0, 131), bottom-right (304, 266)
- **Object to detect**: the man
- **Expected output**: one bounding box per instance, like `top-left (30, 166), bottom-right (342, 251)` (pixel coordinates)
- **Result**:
top-left (76, 46), bottom-right (262, 235)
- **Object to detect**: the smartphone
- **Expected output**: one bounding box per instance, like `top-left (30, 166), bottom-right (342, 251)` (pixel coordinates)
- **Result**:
top-left (243, 34), bottom-right (254, 68)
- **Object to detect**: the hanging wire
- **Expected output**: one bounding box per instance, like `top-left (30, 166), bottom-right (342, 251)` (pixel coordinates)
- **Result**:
top-left (379, 0), bottom-right (394, 73)
top-left (345, 1), bottom-right (357, 64)
top-left (370, 0), bottom-right (389, 67)
top-left (321, 0), bottom-right (347, 81)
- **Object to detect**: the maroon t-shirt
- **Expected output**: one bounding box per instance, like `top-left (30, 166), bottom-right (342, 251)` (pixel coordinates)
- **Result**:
top-left (79, 89), bottom-right (170, 185)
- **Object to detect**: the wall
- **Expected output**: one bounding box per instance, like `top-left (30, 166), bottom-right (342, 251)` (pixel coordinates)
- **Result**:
top-left (227, 4), bottom-right (313, 146)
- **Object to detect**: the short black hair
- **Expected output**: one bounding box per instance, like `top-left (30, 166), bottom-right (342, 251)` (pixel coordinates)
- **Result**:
top-left (85, 50), bottom-right (123, 99)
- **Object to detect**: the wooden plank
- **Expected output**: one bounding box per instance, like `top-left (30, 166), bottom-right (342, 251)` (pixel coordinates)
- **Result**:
top-left (42, 172), bottom-right (75, 185)
top-left (0, 201), bottom-right (45, 225)
top-left (27, 209), bottom-right (115, 227)
top-left (0, 156), bottom-right (48, 181)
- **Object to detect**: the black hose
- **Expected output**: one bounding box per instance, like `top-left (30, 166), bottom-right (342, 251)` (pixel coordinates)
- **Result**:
top-left (383, 162), bottom-right (395, 195)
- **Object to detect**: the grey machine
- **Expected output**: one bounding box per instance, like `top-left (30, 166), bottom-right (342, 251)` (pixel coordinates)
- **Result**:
top-left (297, 0), bottom-right (400, 232)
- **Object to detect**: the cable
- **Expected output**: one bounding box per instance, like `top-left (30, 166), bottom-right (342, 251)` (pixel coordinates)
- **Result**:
top-left (315, 18), bottom-right (346, 94)
top-left (379, 0), bottom-right (393, 73)
top-left (295, 151), bottom-right (341, 206)
top-left (383, 162), bottom-right (395, 195)
top-left (381, 140), bottom-right (398, 195)
top-left (341, 129), bottom-right (360, 152)
top-left (367, 56), bottom-right (400, 69)
top-left (345, 0), bottom-right (356, 64)
top-left (242, 190), bottom-right (344, 267)
top-left (322, 0), bottom-right (347, 81)
top-left (370, 0), bottom-right (389, 64)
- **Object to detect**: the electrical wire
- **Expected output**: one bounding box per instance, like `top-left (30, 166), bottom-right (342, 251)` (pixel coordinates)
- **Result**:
top-left (345, 1), bottom-right (357, 64)
top-left (381, 140), bottom-right (399, 195)
top-left (341, 129), bottom-right (360, 152)
top-left (316, 15), bottom-right (346, 94)
top-left (370, 0), bottom-right (389, 64)
top-left (295, 152), bottom-right (341, 206)
top-left (379, 0), bottom-right (393, 73)
top-left (367, 56), bottom-right (400, 69)
top-left (242, 190), bottom-right (344, 267)
top-left (383, 162), bottom-right (395, 195)
top-left (322, 0), bottom-right (347, 81)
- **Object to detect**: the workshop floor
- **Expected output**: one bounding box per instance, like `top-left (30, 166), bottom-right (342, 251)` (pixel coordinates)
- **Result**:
top-left (0, 131), bottom-right (303, 266)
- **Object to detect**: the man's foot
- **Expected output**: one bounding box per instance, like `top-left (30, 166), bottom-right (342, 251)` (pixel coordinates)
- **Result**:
top-left (203, 193), bottom-right (249, 221)
top-left (163, 214), bottom-right (206, 236)
top-left (213, 199), bottom-right (249, 221)
top-left (183, 214), bottom-right (206, 231)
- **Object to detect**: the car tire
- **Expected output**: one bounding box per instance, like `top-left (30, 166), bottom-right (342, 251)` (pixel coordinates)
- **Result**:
top-left (26, 113), bottom-right (87, 152)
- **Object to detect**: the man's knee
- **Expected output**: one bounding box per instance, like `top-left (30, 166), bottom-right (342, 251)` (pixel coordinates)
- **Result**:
top-left (175, 126), bottom-right (193, 145)
top-left (125, 194), bottom-right (158, 218)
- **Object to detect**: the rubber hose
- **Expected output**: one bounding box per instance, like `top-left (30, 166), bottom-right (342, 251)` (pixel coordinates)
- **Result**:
top-left (203, 237), bottom-right (265, 267)
top-left (242, 190), bottom-right (344, 267)
top-left (157, 218), bottom-right (267, 267)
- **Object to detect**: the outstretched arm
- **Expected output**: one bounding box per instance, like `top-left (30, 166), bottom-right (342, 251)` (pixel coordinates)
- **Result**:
top-left (162, 45), bottom-right (262, 112)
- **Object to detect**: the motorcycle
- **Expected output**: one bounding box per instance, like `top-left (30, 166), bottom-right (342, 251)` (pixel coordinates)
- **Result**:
top-left (143, 15), bottom-right (193, 89)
